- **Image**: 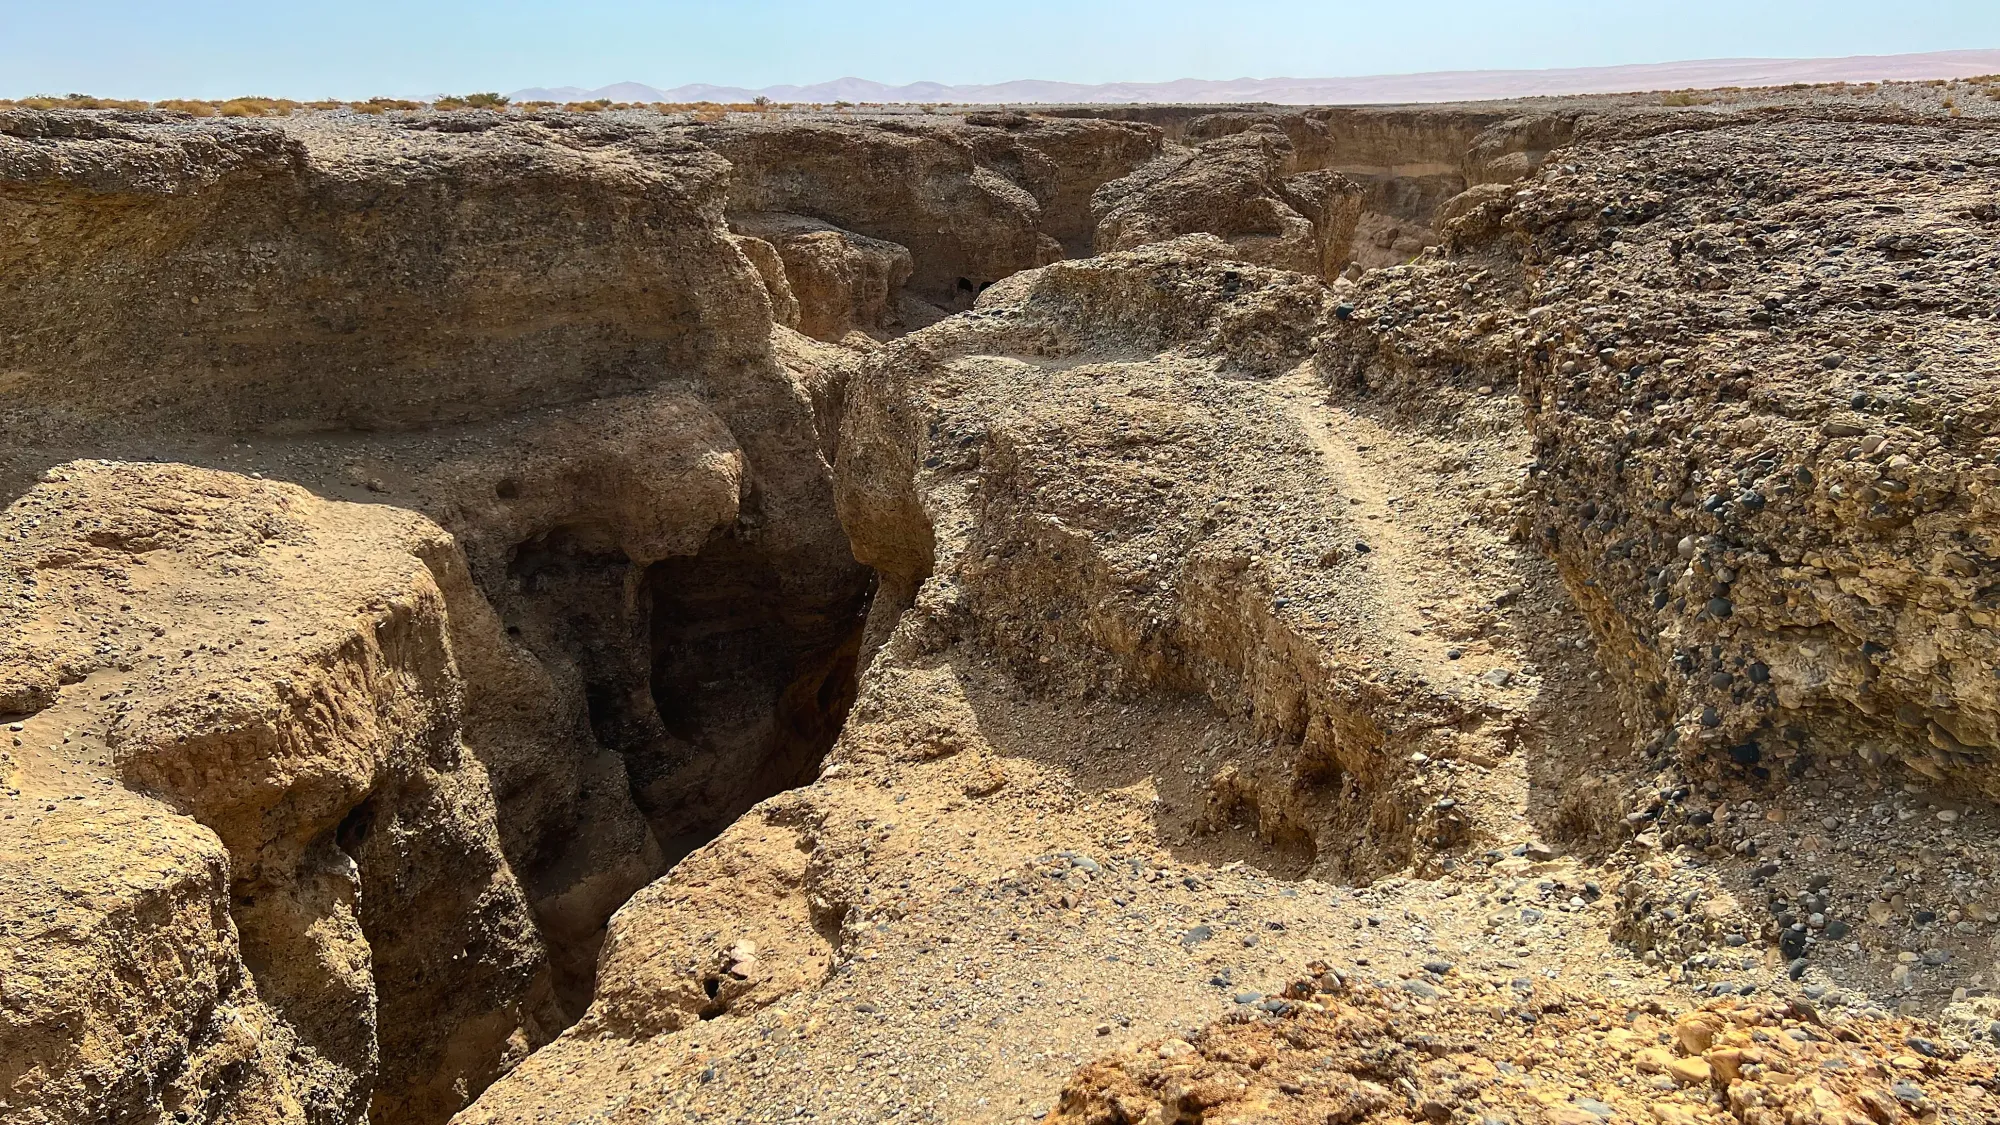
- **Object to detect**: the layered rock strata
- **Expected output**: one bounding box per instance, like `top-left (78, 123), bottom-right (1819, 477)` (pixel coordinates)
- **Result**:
top-left (0, 104), bottom-right (1174, 1125)
top-left (1, 464), bottom-right (554, 1125)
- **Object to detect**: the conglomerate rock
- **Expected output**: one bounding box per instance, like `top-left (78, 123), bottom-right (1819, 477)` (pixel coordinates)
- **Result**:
top-left (689, 114), bottom-right (1159, 307)
top-left (453, 231), bottom-right (1642, 1123)
top-left (729, 212), bottom-right (917, 342)
top-left (1318, 108), bottom-right (2000, 797)
top-left (0, 106), bottom-right (871, 1124)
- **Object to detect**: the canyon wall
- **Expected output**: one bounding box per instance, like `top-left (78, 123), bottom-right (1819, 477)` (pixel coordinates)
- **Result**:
top-left (1318, 106), bottom-right (2000, 797)
top-left (0, 104), bottom-right (1169, 1125)
top-left (1057, 104), bottom-right (1580, 272)
top-left (5, 92), bottom-right (1999, 1125)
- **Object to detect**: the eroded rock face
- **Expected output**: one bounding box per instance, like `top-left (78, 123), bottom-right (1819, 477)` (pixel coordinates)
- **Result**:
top-left (1091, 128), bottom-right (1362, 279)
top-left (688, 114), bottom-right (1160, 307)
top-left (1067, 104), bottom-right (1577, 271)
top-left (730, 212), bottom-right (916, 342)
top-left (454, 234), bottom-right (1621, 1124)
top-left (10, 94), bottom-right (2000, 1125)
top-left (1320, 109), bottom-right (2000, 796)
top-left (0, 107), bottom-right (873, 1124)
top-left (0, 464), bottom-right (556, 1125)
top-left (0, 110), bottom-right (768, 434)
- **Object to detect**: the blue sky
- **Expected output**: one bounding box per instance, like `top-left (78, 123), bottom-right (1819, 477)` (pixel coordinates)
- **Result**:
top-left (6, 0), bottom-right (1998, 100)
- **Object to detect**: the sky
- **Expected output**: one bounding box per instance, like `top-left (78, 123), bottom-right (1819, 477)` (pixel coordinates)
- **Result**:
top-left (6, 0), bottom-right (2000, 100)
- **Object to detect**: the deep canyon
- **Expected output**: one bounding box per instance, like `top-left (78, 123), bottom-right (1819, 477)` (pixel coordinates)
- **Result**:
top-left (4, 82), bottom-right (2000, 1125)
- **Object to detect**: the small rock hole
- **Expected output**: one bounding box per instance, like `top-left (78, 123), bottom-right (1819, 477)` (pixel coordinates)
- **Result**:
top-left (336, 797), bottom-right (377, 854)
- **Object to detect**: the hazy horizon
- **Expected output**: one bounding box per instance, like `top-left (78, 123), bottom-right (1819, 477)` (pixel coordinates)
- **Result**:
top-left (7, 0), bottom-right (2000, 101)
top-left (510, 50), bottom-right (2000, 107)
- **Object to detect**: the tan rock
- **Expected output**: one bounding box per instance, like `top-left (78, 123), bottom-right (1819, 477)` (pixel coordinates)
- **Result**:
top-left (731, 212), bottom-right (918, 342)
top-left (1092, 126), bottom-right (1362, 280)
top-left (1667, 1056), bottom-right (1713, 1087)
top-left (1705, 1046), bottom-right (1744, 1083)
top-left (1675, 1011), bottom-right (1727, 1055)
top-left (0, 463), bottom-right (559, 1125)
top-left (1634, 1047), bottom-right (1676, 1074)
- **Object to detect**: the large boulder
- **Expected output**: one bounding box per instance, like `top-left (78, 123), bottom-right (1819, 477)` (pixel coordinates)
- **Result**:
top-left (730, 212), bottom-right (916, 342)
top-left (1090, 127), bottom-right (1362, 279)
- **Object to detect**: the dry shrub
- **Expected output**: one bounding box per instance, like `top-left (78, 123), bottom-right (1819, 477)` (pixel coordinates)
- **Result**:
top-left (152, 98), bottom-right (219, 117)
top-left (350, 97), bottom-right (422, 115)
top-left (216, 97), bottom-right (299, 117)
top-left (436, 92), bottom-right (508, 110)
top-left (5, 93), bottom-right (150, 110)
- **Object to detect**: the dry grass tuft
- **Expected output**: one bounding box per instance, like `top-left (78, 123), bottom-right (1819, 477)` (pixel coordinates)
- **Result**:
top-left (2, 93), bottom-right (151, 111)
top-left (349, 97), bottom-right (423, 115)
top-left (215, 97), bottom-right (300, 117)
top-left (436, 92), bottom-right (509, 110)
top-left (0, 89), bottom-right (814, 119)
top-left (151, 98), bottom-right (219, 117)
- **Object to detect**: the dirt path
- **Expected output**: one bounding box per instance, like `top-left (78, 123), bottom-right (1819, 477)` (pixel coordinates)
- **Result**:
top-left (1271, 362), bottom-right (1661, 857)
top-left (1276, 364), bottom-right (1495, 676)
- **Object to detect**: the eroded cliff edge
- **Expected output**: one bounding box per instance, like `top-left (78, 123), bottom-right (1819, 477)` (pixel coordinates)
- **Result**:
top-left (4, 92), bottom-right (2000, 1125)
top-left (0, 105), bottom-right (1168, 1125)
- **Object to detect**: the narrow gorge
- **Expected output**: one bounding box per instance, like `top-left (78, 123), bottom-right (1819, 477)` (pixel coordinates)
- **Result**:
top-left (4, 84), bottom-right (1999, 1125)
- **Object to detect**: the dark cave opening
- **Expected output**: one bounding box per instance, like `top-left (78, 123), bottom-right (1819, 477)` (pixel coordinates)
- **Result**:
top-left (496, 518), bottom-right (872, 1003)
top-left (641, 529), bottom-right (872, 864)
top-left (505, 520), bottom-right (871, 862)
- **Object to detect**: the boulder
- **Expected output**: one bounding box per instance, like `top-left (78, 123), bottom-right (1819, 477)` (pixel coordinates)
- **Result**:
top-left (1091, 127), bottom-right (1362, 279)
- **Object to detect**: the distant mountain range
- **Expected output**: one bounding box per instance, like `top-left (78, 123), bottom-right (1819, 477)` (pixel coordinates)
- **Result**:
top-left (511, 49), bottom-right (2000, 107)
